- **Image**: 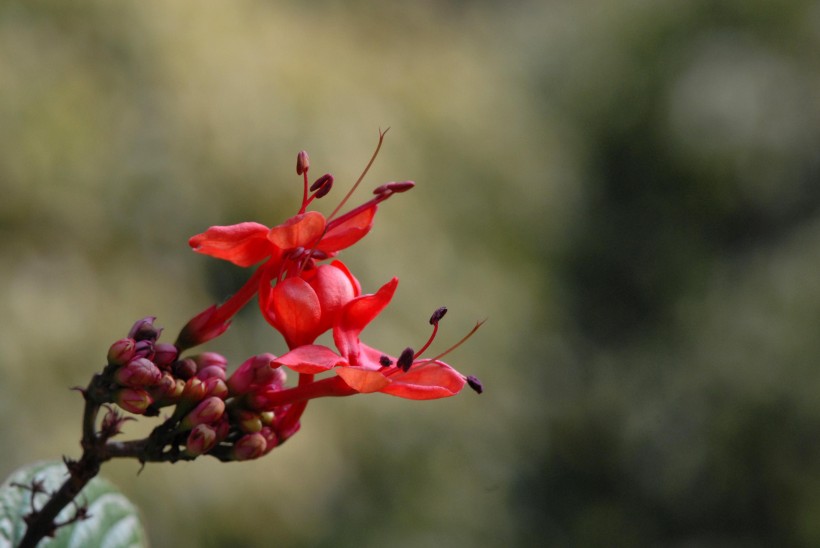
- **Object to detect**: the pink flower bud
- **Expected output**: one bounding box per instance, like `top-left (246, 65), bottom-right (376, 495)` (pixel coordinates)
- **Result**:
top-left (127, 316), bottom-right (162, 342)
top-left (192, 352), bottom-right (228, 371)
top-left (151, 373), bottom-right (183, 404)
top-left (181, 377), bottom-right (206, 403)
top-left (233, 409), bottom-right (263, 434)
top-left (214, 416), bottom-right (231, 441)
top-left (202, 377), bottom-right (229, 400)
top-left (182, 396), bottom-right (226, 429)
top-left (115, 388), bottom-right (153, 414)
top-left (173, 358), bottom-right (198, 380)
top-left (107, 338), bottom-right (136, 366)
top-left (114, 358), bottom-right (162, 388)
top-left (196, 365), bottom-right (227, 382)
top-left (185, 424), bottom-right (218, 457)
top-left (153, 343), bottom-right (179, 369)
top-left (227, 354), bottom-right (282, 396)
top-left (132, 340), bottom-right (155, 360)
top-left (232, 432), bottom-right (267, 461)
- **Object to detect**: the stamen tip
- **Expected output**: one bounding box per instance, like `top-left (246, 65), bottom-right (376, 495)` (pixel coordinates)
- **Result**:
top-left (429, 306), bottom-right (448, 325)
top-left (296, 150), bottom-right (310, 175)
top-left (466, 375), bottom-right (483, 394)
top-left (397, 347), bottom-right (414, 372)
top-left (379, 355), bottom-right (393, 367)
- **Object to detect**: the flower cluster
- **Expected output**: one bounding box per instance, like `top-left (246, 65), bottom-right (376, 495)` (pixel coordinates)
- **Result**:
top-left (95, 133), bottom-right (482, 462)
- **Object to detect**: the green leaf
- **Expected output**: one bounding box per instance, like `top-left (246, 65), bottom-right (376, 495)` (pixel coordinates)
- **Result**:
top-left (0, 460), bottom-right (147, 548)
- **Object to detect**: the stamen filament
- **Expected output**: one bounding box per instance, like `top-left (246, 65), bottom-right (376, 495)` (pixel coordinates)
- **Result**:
top-left (416, 319), bottom-right (486, 365)
top-left (413, 323), bottom-right (439, 359)
top-left (326, 128), bottom-right (389, 223)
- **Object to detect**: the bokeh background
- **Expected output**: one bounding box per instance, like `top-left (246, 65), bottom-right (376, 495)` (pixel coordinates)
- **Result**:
top-left (2, 0), bottom-right (820, 546)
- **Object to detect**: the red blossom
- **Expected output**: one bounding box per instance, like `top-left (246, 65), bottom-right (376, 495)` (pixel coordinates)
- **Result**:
top-left (253, 278), bottom-right (473, 405)
top-left (180, 133), bottom-right (408, 351)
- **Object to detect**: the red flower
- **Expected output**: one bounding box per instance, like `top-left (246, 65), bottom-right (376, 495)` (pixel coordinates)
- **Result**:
top-left (250, 278), bottom-right (479, 407)
top-left (179, 136), bottom-right (413, 351)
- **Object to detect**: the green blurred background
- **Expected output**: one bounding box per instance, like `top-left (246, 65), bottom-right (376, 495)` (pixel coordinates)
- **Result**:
top-left (2, 0), bottom-right (820, 546)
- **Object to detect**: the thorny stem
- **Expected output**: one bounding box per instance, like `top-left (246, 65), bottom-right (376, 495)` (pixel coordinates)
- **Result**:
top-left (18, 371), bottom-right (233, 547)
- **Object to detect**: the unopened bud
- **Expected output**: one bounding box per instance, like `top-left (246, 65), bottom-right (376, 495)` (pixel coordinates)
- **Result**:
top-left (132, 340), bottom-right (155, 360)
top-left (114, 358), bottom-right (162, 388)
top-left (127, 316), bottom-right (162, 342)
top-left (185, 424), bottom-right (218, 457)
top-left (228, 354), bottom-right (281, 395)
top-left (173, 358), bottom-right (198, 380)
top-left (296, 150), bottom-right (310, 175)
top-left (233, 432), bottom-right (267, 461)
top-left (181, 377), bottom-right (207, 403)
top-left (153, 343), bottom-right (179, 369)
top-left (107, 338), bottom-right (136, 366)
top-left (182, 396), bottom-right (226, 429)
top-left (202, 377), bottom-right (229, 400)
top-left (191, 352), bottom-right (228, 371)
top-left (115, 388), bottom-right (153, 414)
top-left (234, 409), bottom-right (263, 433)
top-left (197, 365), bottom-right (227, 382)
top-left (151, 373), bottom-right (182, 404)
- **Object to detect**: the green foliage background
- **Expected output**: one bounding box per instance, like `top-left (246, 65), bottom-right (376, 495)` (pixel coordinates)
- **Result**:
top-left (2, 0), bottom-right (820, 546)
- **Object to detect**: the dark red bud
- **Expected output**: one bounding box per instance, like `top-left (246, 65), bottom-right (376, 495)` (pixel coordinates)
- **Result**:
top-left (153, 343), bottom-right (179, 368)
top-left (397, 347), bottom-right (415, 372)
top-left (173, 358), bottom-right (198, 380)
top-left (127, 316), bottom-right (162, 342)
top-left (132, 340), bottom-right (155, 360)
top-left (466, 375), bottom-right (483, 394)
top-left (429, 306), bottom-right (448, 325)
top-left (296, 150), bottom-right (310, 175)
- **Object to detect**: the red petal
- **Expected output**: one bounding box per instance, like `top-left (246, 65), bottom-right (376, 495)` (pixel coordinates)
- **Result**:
top-left (380, 360), bottom-right (466, 400)
top-left (189, 222), bottom-right (272, 267)
top-left (329, 260), bottom-right (362, 296)
top-left (270, 277), bottom-right (322, 348)
top-left (336, 367), bottom-right (390, 393)
top-left (275, 345), bottom-right (346, 374)
top-left (306, 263), bottom-right (359, 335)
top-left (333, 278), bottom-right (398, 361)
top-left (319, 205), bottom-right (377, 253)
top-left (267, 211), bottom-right (326, 250)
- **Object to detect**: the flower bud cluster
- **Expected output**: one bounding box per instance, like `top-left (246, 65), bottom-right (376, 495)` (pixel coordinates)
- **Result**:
top-left (102, 317), bottom-right (295, 461)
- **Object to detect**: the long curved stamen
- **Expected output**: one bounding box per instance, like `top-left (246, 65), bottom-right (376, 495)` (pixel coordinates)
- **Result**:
top-left (326, 128), bottom-right (389, 223)
top-left (417, 319), bottom-right (486, 365)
